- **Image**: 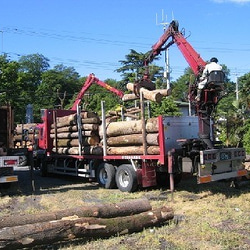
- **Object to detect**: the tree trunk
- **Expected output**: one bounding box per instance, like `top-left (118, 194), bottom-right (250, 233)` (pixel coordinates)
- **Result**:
top-left (15, 123), bottom-right (37, 134)
top-left (53, 136), bottom-right (100, 147)
top-left (107, 133), bottom-right (159, 146)
top-left (122, 93), bottom-right (139, 102)
top-left (126, 83), bottom-right (163, 103)
top-left (51, 112), bottom-right (99, 128)
top-left (0, 198), bottom-right (151, 229)
top-left (52, 146), bottom-right (103, 155)
top-left (0, 206), bottom-right (173, 249)
top-left (51, 123), bottom-right (99, 133)
top-left (107, 146), bottom-right (160, 155)
top-left (106, 118), bottom-right (158, 137)
top-left (50, 131), bottom-right (97, 139)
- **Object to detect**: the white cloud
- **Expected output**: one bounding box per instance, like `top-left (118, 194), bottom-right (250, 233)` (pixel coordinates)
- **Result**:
top-left (212, 0), bottom-right (250, 3)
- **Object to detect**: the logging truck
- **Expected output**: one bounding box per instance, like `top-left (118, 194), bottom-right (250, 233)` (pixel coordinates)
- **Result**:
top-left (0, 106), bottom-right (20, 186)
top-left (35, 20), bottom-right (247, 192)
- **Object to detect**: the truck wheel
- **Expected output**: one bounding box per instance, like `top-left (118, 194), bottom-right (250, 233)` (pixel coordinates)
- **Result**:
top-left (96, 163), bottom-right (116, 189)
top-left (115, 164), bottom-right (138, 192)
top-left (40, 160), bottom-right (48, 177)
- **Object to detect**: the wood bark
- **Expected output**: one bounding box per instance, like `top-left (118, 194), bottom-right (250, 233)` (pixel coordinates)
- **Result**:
top-left (108, 111), bottom-right (139, 120)
top-left (52, 146), bottom-right (103, 155)
top-left (0, 206), bottom-right (173, 249)
top-left (106, 118), bottom-right (158, 137)
top-left (15, 123), bottom-right (37, 134)
top-left (107, 133), bottom-right (159, 146)
top-left (107, 146), bottom-right (160, 155)
top-left (50, 131), bottom-right (97, 139)
top-left (122, 93), bottom-right (139, 102)
top-left (0, 198), bottom-right (152, 229)
top-left (122, 89), bottom-right (170, 102)
top-left (51, 123), bottom-right (99, 134)
top-left (51, 112), bottom-right (99, 128)
top-left (126, 83), bottom-right (163, 103)
top-left (53, 136), bottom-right (100, 147)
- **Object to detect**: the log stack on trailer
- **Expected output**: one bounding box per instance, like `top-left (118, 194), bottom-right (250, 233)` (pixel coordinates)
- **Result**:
top-left (104, 118), bottom-right (160, 155)
top-left (50, 111), bottom-right (103, 155)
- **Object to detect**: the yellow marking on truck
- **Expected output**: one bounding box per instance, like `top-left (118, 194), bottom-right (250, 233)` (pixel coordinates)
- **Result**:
top-left (6, 176), bottom-right (18, 182)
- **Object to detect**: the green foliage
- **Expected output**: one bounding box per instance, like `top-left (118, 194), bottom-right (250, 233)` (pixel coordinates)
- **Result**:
top-left (116, 49), bottom-right (163, 86)
top-left (150, 97), bottom-right (181, 117)
top-left (242, 119), bottom-right (250, 153)
top-left (83, 79), bottom-right (123, 115)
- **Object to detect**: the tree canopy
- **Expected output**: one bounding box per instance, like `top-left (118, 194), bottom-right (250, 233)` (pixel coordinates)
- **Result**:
top-left (0, 51), bottom-right (250, 152)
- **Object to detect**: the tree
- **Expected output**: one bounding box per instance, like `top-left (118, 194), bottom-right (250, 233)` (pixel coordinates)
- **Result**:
top-left (83, 78), bottom-right (123, 115)
top-left (33, 65), bottom-right (80, 121)
top-left (150, 97), bottom-right (181, 117)
top-left (116, 49), bottom-right (163, 87)
top-left (18, 53), bottom-right (50, 86)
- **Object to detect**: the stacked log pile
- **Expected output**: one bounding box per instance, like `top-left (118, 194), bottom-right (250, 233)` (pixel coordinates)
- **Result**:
top-left (0, 198), bottom-right (174, 249)
top-left (104, 117), bottom-right (160, 155)
top-left (50, 111), bottom-right (103, 155)
top-left (13, 123), bottom-right (37, 149)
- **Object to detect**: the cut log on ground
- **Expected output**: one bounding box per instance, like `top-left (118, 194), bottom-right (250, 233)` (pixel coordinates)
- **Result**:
top-left (0, 206), bottom-right (174, 249)
top-left (107, 133), bottom-right (159, 146)
top-left (0, 198), bottom-right (151, 229)
top-left (107, 146), bottom-right (160, 155)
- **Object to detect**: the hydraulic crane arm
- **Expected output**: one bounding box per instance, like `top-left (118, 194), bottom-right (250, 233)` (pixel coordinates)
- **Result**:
top-left (145, 20), bottom-right (206, 76)
top-left (71, 74), bottom-right (124, 110)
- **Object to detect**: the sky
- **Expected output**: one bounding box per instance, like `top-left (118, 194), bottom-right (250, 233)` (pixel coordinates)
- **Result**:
top-left (0, 0), bottom-right (250, 82)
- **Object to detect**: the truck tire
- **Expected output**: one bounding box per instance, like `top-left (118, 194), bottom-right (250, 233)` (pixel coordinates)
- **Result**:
top-left (96, 163), bottom-right (116, 189)
top-left (115, 164), bottom-right (138, 192)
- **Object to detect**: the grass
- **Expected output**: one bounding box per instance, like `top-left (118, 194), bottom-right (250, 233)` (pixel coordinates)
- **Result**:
top-left (0, 173), bottom-right (249, 249)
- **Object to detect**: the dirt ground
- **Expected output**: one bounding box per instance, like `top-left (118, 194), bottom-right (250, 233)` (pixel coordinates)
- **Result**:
top-left (1, 166), bottom-right (250, 250)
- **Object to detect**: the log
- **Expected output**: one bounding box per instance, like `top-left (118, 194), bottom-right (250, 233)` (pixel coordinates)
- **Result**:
top-left (50, 123), bottom-right (99, 133)
top-left (13, 134), bottom-right (33, 141)
top-left (107, 146), bottom-right (160, 155)
top-left (53, 136), bottom-right (100, 147)
top-left (122, 90), bottom-right (170, 102)
top-left (107, 133), bottom-right (159, 146)
top-left (0, 198), bottom-right (152, 229)
top-left (108, 111), bottom-right (139, 120)
top-left (52, 117), bottom-right (101, 129)
top-left (0, 206), bottom-right (174, 249)
top-left (122, 93), bottom-right (139, 102)
top-left (51, 112), bottom-right (98, 128)
top-left (50, 131), bottom-right (97, 139)
top-left (126, 83), bottom-right (163, 103)
top-left (52, 146), bottom-right (103, 155)
top-left (106, 118), bottom-right (158, 137)
top-left (15, 123), bottom-right (37, 134)
top-left (51, 127), bottom-right (96, 136)
top-left (51, 123), bottom-right (99, 134)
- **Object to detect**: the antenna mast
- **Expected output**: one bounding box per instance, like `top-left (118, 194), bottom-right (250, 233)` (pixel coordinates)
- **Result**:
top-left (156, 9), bottom-right (171, 89)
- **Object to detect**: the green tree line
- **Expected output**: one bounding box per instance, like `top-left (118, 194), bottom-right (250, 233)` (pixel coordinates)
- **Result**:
top-left (0, 51), bottom-right (249, 152)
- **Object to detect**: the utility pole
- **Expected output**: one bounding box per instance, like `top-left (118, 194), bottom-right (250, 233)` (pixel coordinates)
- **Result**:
top-left (232, 71), bottom-right (239, 101)
top-left (156, 10), bottom-right (171, 89)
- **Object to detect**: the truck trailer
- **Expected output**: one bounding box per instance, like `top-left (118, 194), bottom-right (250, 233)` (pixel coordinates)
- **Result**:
top-left (34, 20), bottom-right (247, 192)
top-left (0, 106), bottom-right (19, 186)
